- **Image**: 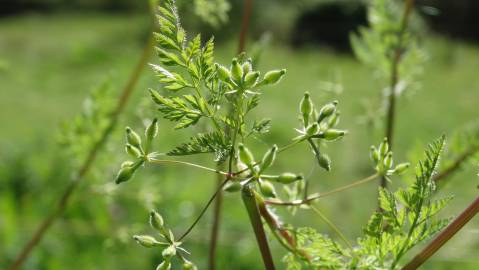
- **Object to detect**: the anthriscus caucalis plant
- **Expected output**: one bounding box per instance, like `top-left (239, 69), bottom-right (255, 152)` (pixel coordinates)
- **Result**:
top-left (113, 1), bottom-right (457, 269)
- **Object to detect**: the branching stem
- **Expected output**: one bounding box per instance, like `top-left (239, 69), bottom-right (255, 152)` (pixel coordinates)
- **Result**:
top-left (149, 158), bottom-right (229, 175)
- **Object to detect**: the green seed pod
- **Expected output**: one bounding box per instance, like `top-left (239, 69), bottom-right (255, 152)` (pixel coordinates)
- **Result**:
top-left (327, 111), bottom-right (340, 128)
top-left (321, 129), bottom-right (346, 141)
top-left (317, 152), bottom-right (331, 171)
top-left (125, 144), bottom-right (142, 158)
top-left (262, 69), bottom-right (286, 85)
top-left (379, 138), bottom-right (389, 157)
top-left (162, 245), bottom-right (176, 259)
top-left (115, 165), bottom-right (136, 184)
top-left (277, 172), bottom-right (303, 184)
top-left (145, 118), bottom-right (159, 141)
top-left (149, 210), bottom-right (164, 231)
top-left (370, 146), bottom-right (379, 163)
top-left (393, 162), bottom-right (410, 175)
top-left (223, 181), bottom-right (242, 192)
top-left (182, 260), bottom-right (197, 270)
top-left (238, 143), bottom-right (255, 168)
top-left (384, 152), bottom-right (393, 169)
top-left (306, 123), bottom-right (320, 136)
top-left (215, 63), bottom-right (231, 82)
top-left (121, 161), bottom-right (134, 168)
top-left (242, 61), bottom-right (252, 74)
top-left (133, 235), bottom-right (160, 248)
top-left (231, 59), bottom-right (243, 84)
top-left (156, 261), bottom-right (171, 270)
top-left (259, 145), bottom-right (278, 173)
top-left (125, 127), bottom-right (142, 148)
top-left (244, 71), bottom-right (260, 88)
top-left (300, 92), bottom-right (314, 126)
top-left (259, 180), bottom-right (276, 198)
top-left (317, 101), bottom-right (338, 123)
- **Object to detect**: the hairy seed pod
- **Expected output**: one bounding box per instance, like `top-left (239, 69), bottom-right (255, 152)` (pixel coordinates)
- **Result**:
top-left (156, 261), bottom-right (171, 270)
top-left (115, 165), bottom-right (135, 184)
top-left (393, 162), bottom-right (410, 175)
top-left (262, 69), bottom-right (286, 85)
top-left (306, 123), bottom-right (320, 136)
top-left (182, 261), bottom-right (197, 270)
top-left (379, 138), bottom-right (389, 157)
top-left (150, 210), bottom-right (164, 231)
top-left (125, 144), bottom-right (142, 158)
top-left (244, 71), bottom-right (260, 88)
top-left (317, 100), bottom-right (338, 123)
top-left (300, 92), bottom-right (314, 126)
top-left (321, 129), bottom-right (346, 141)
top-left (384, 152), bottom-right (393, 169)
top-left (223, 181), bottom-right (242, 192)
top-left (259, 145), bottom-right (278, 173)
top-left (238, 143), bottom-right (255, 168)
top-left (125, 127), bottom-right (142, 148)
top-left (215, 63), bottom-right (231, 82)
top-left (133, 235), bottom-right (159, 248)
top-left (370, 146), bottom-right (379, 163)
top-left (231, 59), bottom-right (243, 84)
top-left (317, 152), bottom-right (331, 171)
top-left (146, 118), bottom-right (159, 141)
top-left (162, 245), bottom-right (176, 259)
top-left (242, 61), bottom-right (252, 74)
top-left (259, 180), bottom-right (276, 198)
top-left (277, 172), bottom-right (303, 184)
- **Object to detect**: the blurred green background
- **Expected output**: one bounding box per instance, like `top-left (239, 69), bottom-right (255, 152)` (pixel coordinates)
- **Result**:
top-left (1, 0), bottom-right (479, 269)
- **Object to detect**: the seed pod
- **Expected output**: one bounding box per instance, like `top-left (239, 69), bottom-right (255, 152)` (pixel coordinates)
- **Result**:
top-left (242, 61), bottom-right (252, 74)
top-left (300, 92), bottom-right (313, 126)
top-left (393, 162), bottom-right (410, 175)
top-left (370, 146), bottom-right (379, 163)
top-left (262, 69), bottom-right (286, 85)
top-left (126, 127), bottom-right (142, 148)
top-left (149, 210), bottom-right (164, 231)
top-left (156, 261), bottom-right (171, 270)
top-left (238, 143), bottom-right (255, 168)
top-left (306, 123), bottom-right (320, 136)
top-left (316, 152), bottom-right (331, 171)
top-left (223, 181), bottom-right (242, 192)
top-left (115, 164), bottom-right (136, 184)
top-left (162, 245), bottom-right (176, 259)
top-left (259, 180), bottom-right (277, 198)
top-left (321, 129), bottom-right (346, 141)
top-left (182, 260), bottom-right (197, 270)
top-left (328, 111), bottom-right (340, 128)
top-left (121, 161), bottom-right (134, 168)
top-left (384, 152), bottom-right (393, 169)
top-left (244, 71), bottom-right (260, 88)
top-left (133, 235), bottom-right (160, 248)
top-left (379, 138), bottom-right (389, 157)
top-left (215, 63), bottom-right (231, 82)
top-left (259, 145), bottom-right (278, 173)
top-left (277, 172), bottom-right (303, 184)
top-left (231, 59), bottom-right (243, 84)
top-left (125, 144), bottom-right (142, 158)
top-left (145, 118), bottom-right (159, 141)
top-left (317, 101), bottom-right (338, 123)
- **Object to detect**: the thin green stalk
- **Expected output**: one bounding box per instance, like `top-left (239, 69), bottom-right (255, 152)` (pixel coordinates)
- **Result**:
top-left (242, 184), bottom-right (276, 270)
top-left (8, 34), bottom-right (155, 270)
top-left (310, 205), bottom-right (353, 250)
top-left (148, 158), bottom-right (229, 175)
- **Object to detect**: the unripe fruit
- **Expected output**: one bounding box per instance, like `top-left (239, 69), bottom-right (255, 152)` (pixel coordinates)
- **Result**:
top-left (115, 165), bottom-right (136, 184)
top-left (370, 146), bottom-right (379, 163)
top-left (133, 235), bottom-right (159, 248)
top-left (328, 111), bottom-right (340, 127)
top-left (384, 152), bottom-right (393, 169)
top-left (215, 63), bottom-right (231, 82)
top-left (300, 92), bottom-right (313, 126)
top-left (306, 123), bottom-right (320, 136)
top-left (231, 59), bottom-right (243, 84)
top-left (317, 101), bottom-right (338, 123)
top-left (321, 129), bottom-right (346, 141)
top-left (156, 261), bottom-right (171, 270)
top-left (244, 71), bottom-right (260, 88)
top-left (262, 69), bottom-right (286, 85)
top-left (379, 138), bottom-right (389, 157)
top-left (242, 61), bottom-right (252, 74)
top-left (393, 162), bottom-right (410, 175)
top-left (259, 180), bottom-right (276, 198)
top-left (317, 152), bottom-right (331, 171)
top-left (149, 210), bottom-right (164, 231)
top-left (162, 245), bottom-right (176, 259)
top-left (126, 127), bottom-right (142, 148)
top-left (277, 172), bottom-right (303, 184)
top-left (259, 145), bottom-right (278, 173)
top-left (126, 144), bottom-right (142, 158)
top-left (182, 261), bottom-right (197, 270)
top-left (145, 118), bottom-right (159, 141)
top-left (238, 143), bottom-right (255, 168)
top-left (223, 181), bottom-right (242, 192)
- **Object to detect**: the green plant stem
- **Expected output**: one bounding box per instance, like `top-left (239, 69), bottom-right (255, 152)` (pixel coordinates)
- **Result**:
top-left (265, 174), bottom-right (378, 206)
top-left (178, 178), bottom-right (230, 241)
top-left (148, 158), bottom-right (229, 175)
top-left (381, 0), bottom-right (415, 190)
top-left (242, 184), bottom-right (276, 270)
top-left (310, 205), bottom-right (353, 250)
top-left (402, 195), bottom-right (479, 270)
top-left (433, 145), bottom-right (479, 183)
top-left (8, 34), bottom-right (155, 270)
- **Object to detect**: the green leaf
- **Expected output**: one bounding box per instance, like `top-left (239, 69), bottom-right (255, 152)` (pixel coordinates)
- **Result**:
top-left (167, 132), bottom-right (231, 162)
